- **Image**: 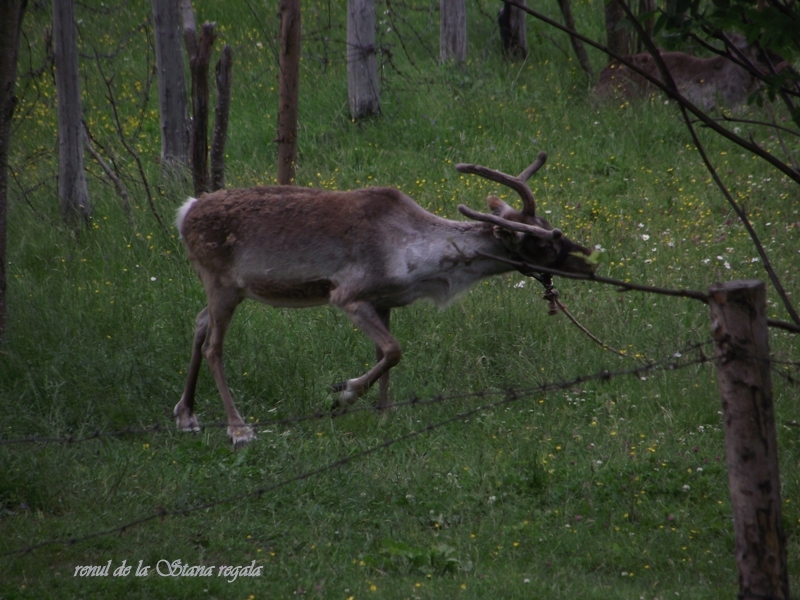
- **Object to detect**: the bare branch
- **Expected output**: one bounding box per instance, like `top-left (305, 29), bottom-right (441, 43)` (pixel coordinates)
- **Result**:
top-left (502, 0), bottom-right (800, 186)
top-left (82, 120), bottom-right (135, 227)
top-left (477, 250), bottom-right (710, 303)
top-left (93, 52), bottom-right (168, 236)
top-left (555, 0), bottom-right (593, 79)
top-left (615, 0), bottom-right (800, 326)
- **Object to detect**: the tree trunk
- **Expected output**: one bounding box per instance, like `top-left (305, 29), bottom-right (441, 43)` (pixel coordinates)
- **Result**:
top-left (53, 0), bottom-right (91, 225)
top-left (635, 0), bottom-right (656, 53)
top-left (439, 0), bottom-right (466, 65)
top-left (604, 0), bottom-right (629, 60)
top-left (184, 19), bottom-right (216, 197)
top-left (708, 280), bottom-right (790, 600)
top-left (152, 0), bottom-right (189, 170)
top-left (210, 44), bottom-right (232, 191)
top-left (277, 0), bottom-right (301, 185)
top-left (556, 0), bottom-right (594, 79)
top-left (179, 0), bottom-right (197, 55)
top-left (498, 0), bottom-right (527, 59)
top-left (0, 0), bottom-right (27, 341)
top-left (347, 0), bottom-right (380, 119)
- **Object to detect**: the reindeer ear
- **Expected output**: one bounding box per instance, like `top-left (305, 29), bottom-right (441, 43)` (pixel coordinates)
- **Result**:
top-left (487, 195), bottom-right (515, 218)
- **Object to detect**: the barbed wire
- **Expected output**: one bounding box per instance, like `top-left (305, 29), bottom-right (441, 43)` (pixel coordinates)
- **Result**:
top-left (769, 357), bottom-right (800, 369)
top-left (0, 341), bottom-right (714, 559)
top-left (476, 251), bottom-right (800, 335)
top-left (0, 340), bottom-right (714, 448)
top-left (2, 332), bottom-right (795, 450)
top-left (771, 367), bottom-right (797, 387)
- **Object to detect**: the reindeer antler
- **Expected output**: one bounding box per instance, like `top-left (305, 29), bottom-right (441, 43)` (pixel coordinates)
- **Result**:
top-left (457, 205), bottom-right (562, 240)
top-left (455, 151), bottom-right (547, 215)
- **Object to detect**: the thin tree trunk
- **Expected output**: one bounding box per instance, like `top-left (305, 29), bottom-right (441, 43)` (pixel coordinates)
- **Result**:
top-left (277, 0), bottom-right (301, 185)
top-left (604, 0), bottom-right (629, 60)
top-left (152, 0), bottom-right (189, 170)
top-left (211, 44), bottom-right (232, 191)
top-left (439, 0), bottom-right (467, 65)
top-left (708, 280), bottom-right (790, 600)
top-left (556, 0), bottom-right (594, 79)
top-left (53, 0), bottom-right (91, 225)
top-left (498, 0), bottom-right (527, 59)
top-left (635, 0), bottom-right (656, 53)
top-left (184, 20), bottom-right (216, 197)
top-left (0, 0), bottom-right (27, 340)
top-left (347, 0), bottom-right (380, 119)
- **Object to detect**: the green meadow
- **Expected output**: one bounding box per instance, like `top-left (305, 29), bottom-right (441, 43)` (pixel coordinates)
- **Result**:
top-left (1, 1), bottom-right (798, 598)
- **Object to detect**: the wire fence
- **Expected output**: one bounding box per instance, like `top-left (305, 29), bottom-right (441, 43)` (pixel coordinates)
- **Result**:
top-left (1, 339), bottom-right (720, 559)
top-left (0, 339), bottom-right (719, 448)
top-left (1, 257), bottom-right (798, 560)
top-left (2, 337), bottom-right (798, 559)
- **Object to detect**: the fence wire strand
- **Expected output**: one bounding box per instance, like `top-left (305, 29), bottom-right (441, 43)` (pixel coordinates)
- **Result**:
top-left (1, 341), bottom-right (714, 559)
top-left (0, 341), bottom-right (714, 448)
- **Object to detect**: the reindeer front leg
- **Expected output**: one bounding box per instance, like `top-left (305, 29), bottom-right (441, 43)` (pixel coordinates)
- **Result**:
top-left (332, 301), bottom-right (401, 408)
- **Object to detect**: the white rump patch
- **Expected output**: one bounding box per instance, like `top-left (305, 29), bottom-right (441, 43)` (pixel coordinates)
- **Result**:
top-left (175, 197), bottom-right (198, 237)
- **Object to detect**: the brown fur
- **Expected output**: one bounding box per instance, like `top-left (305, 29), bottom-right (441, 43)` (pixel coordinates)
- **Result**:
top-left (594, 36), bottom-right (779, 110)
top-left (174, 181), bottom-right (597, 447)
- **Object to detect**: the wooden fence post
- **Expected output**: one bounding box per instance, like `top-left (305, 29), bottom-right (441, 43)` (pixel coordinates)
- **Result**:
top-left (708, 280), bottom-right (790, 600)
top-left (210, 44), bottom-right (232, 192)
top-left (184, 19), bottom-right (216, 196)
top-left (347, 0), bottom-right (380, 119)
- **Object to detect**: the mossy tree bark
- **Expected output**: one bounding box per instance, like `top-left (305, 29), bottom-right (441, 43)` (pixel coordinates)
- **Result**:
top-left (708, 280), bottom-right (790, 600)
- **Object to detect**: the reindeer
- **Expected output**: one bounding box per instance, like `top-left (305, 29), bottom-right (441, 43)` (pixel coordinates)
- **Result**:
top-left (174, 153), bottom-right (596, 447)
top-left (594, 34), bottom-right (786, 110)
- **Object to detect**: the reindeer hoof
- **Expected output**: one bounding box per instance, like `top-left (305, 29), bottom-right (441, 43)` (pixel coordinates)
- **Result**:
top-left (339, 388), bottom-right (358, 406)
top-left (174, 402), bottom-right (201, 432)
top-left (228, 425), bottom-right (256, 449)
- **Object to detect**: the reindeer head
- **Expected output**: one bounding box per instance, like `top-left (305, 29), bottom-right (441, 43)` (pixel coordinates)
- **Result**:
top-left (456, 152), bottom-right (597, 276)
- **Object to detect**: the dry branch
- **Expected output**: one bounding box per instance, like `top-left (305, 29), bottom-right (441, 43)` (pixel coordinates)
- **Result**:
top-left (614, 0), bottom-right (799, 326)
top-left (94, 55), bottom-right (167, 235)
top-left (82, 120), bottom-right (134, 227)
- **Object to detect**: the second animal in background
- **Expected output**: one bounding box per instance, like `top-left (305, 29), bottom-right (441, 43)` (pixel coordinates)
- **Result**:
top-left (594, 33), bottom-right (788, 110)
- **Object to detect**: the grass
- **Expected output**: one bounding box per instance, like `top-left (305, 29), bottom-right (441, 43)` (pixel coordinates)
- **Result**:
top-left (1, 1), bottom-right (799, 598)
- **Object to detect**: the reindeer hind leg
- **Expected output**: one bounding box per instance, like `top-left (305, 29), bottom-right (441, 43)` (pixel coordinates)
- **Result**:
top-left (202, 287), bottom-right (255, 448)
top-left (174, 307), bottom-right (209, 432)
top-left (374, 307), bottom-right (393, 409)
